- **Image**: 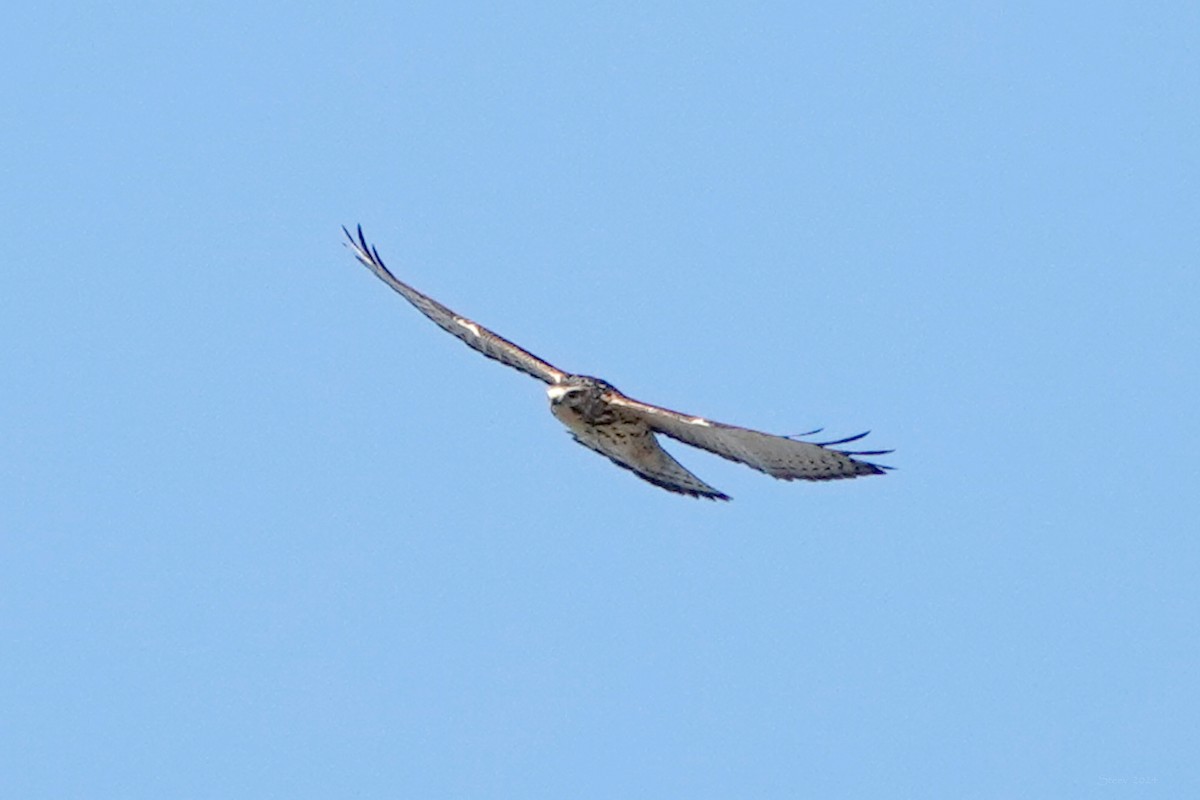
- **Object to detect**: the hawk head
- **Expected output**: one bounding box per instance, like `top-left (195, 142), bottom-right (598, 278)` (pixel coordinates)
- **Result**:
top-left (546, 375), bottom-right (618, 420)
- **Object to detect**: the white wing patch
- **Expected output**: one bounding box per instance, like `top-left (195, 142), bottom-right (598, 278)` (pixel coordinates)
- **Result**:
top-left (688, 417), bottom-right (711, 426)
top-left (455, 318), bottom-right (481, 336)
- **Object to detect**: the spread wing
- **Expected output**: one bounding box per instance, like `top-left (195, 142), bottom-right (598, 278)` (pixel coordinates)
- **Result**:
top-left (603, 392), bottom-right (892, 482)
top-left (567, 415), bottom-right (730, 501)
top-left (344, 225), bottom-right (569, 385)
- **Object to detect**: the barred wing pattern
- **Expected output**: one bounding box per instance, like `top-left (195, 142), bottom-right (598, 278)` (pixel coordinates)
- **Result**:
top-left (603, 393), bottom-right (891, 482)
top-left (344, 226), bottom-right (568, 385)
top-left (567, 420), bottom-right (730, 501)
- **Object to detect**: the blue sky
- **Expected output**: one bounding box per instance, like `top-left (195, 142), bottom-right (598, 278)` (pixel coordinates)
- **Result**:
top-left (2, 2), bottom-right (1197, 797)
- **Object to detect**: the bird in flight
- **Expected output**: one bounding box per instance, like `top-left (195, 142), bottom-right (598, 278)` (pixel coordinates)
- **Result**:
top-left (344, 226), bottom-right (891, 500)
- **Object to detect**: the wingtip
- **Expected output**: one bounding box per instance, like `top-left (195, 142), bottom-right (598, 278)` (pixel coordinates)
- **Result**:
top-left (817, 430), bottom-right (871, 447)
top-left (342, 224), bottom-right (365, 254)
top-left (855, 459), bottom-right (895, 476)
top-left (342, 224), bottom-right (391, 271)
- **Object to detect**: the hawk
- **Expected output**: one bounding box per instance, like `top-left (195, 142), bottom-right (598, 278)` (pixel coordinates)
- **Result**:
top-left (344, 226), bottom-right (891, 500)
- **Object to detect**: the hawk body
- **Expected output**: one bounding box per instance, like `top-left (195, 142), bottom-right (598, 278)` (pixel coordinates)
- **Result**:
top-left (548, 376), bottom-right (729, 500)
top-left (345, 226), bottom-right (891, 500)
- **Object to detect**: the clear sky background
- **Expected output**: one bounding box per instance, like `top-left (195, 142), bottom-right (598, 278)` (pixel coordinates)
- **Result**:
top-left (3, 2), bottom-right (1197, 797)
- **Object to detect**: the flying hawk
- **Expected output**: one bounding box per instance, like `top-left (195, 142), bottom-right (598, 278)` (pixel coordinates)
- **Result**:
top-left (344, 226), bottom-right (891, 500)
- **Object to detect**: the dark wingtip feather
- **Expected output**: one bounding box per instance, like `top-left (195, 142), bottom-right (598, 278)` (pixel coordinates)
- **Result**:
top-left (343, 224), bottom-right (370, 260)
top-left (786, 427), bottom-right (824, 439)
top-left (817, 430), bottom-right (871, 447)
top-left (343, 225), bottom-right (392, 272)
